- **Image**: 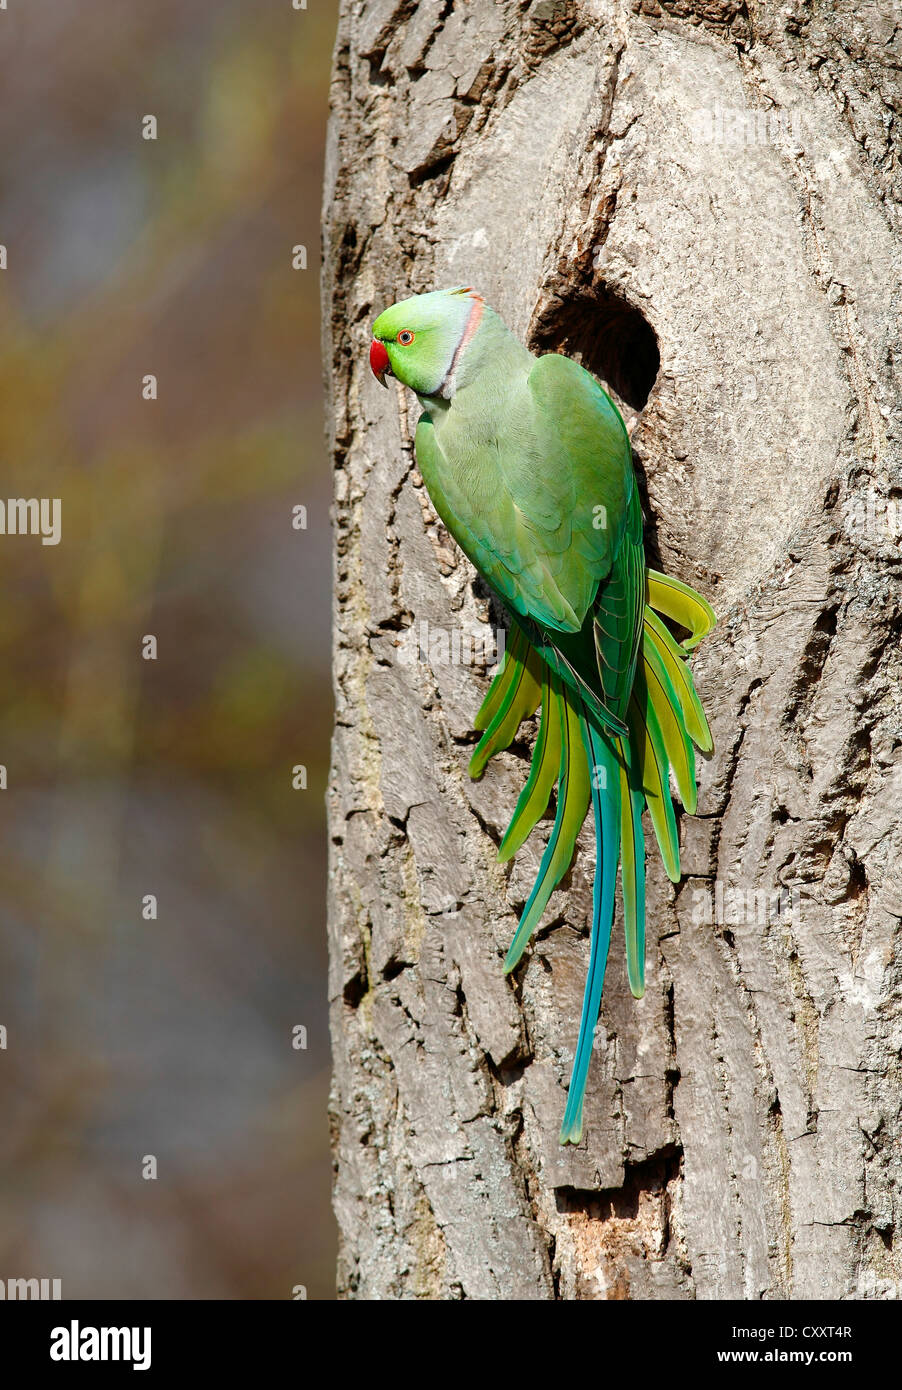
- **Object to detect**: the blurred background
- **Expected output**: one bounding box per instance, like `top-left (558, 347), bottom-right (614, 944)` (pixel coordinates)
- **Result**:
top-left (0, 1), bottom-right (337, 1297)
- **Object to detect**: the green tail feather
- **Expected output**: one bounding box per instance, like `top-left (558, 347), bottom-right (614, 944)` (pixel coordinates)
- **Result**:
top-left (646, 568), bottom-right (716, 652)
top-left (643, 608), bottom-right (713, 752)
top-left (642, 635), bottom-right (697, 815)
top-left (497, 665), bottom-right (561, 862)
top-left (469, 626), bottom-right (542, 779)
top-left (503, 675), bottom-right (589, 973)
top-left (628, 678), bottom-right (680, 882)
top-left (473, 622), bottom-right (528, 731)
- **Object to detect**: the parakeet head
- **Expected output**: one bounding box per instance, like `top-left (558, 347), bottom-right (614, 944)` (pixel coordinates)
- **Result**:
top-left (370, 287), bottom-right (485, 397)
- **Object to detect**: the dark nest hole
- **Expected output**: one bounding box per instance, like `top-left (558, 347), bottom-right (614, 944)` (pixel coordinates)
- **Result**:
top-left (531, 286), bottom-right (660, 413)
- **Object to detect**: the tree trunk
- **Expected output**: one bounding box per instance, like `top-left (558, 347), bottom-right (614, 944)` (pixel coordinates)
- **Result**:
top-left (322, 0), bottom-right (901, 1300)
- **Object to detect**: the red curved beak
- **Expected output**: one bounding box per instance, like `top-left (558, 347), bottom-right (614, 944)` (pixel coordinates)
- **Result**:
top-left (370, 338), bottom-right (390, 387)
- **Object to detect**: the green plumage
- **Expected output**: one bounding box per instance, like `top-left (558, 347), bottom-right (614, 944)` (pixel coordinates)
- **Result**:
top-left (371, 288), bottom-right (715, 1145)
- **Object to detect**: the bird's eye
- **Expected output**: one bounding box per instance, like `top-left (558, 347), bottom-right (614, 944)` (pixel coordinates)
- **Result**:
top-left (397, 330), bottom-right (415, 345)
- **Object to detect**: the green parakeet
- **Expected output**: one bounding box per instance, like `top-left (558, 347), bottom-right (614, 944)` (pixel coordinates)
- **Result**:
top-left (370, 287), bottom-right (715, 1145)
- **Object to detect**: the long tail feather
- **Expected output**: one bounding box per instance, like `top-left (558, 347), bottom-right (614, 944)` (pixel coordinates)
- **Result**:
top-left (642, 636), bottom-right (697, 814)
top-left (559, 706), bottom-right (620, 1145)
top-left (497, 665), bottom-right (561, 862)
top-left (503, 676), bottom-right (589, 973)
top-left (628, 681), bottom-right (680, 882)
top-left (619, 736), bottom-right (646, 999)
top-left (469, 629), bottom-right (542, 778)
top-left (643, 608), bottom-right (713, 752)
top-left (473, 624), bottom-right (528, 732)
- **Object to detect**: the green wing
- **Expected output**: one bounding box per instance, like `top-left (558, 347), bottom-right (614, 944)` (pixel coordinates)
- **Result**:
top-left (414, 351), bottom-right (633, 636)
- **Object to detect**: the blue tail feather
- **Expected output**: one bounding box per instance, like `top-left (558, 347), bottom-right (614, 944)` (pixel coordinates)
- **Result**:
top-left (559, 705), bottom-right (622, 1146)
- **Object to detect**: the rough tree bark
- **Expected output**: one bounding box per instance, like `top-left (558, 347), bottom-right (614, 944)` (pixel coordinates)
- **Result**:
top-left (322, 0), bottom-right (901, 1299)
